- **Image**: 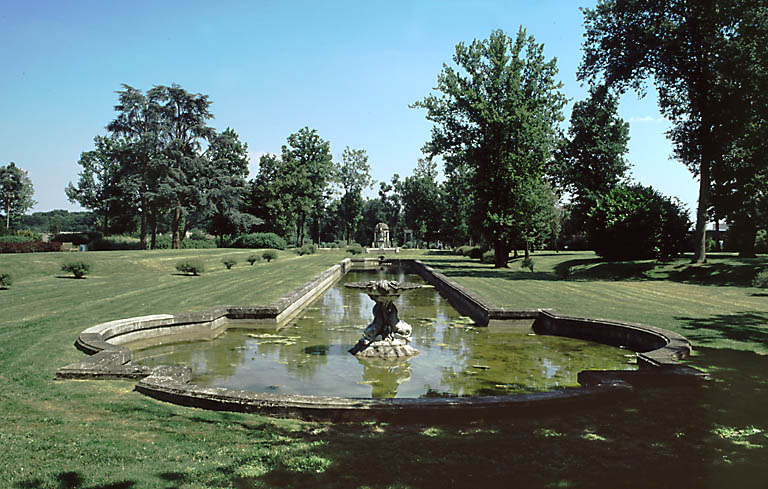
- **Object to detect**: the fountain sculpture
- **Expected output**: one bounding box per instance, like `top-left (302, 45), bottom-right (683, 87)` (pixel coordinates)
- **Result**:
top-left (345, 279), bottom-right (422, 358)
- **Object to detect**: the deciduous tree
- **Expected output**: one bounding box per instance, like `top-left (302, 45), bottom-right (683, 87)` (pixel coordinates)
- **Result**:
top-left (0, 162), bottom-right (36, 230)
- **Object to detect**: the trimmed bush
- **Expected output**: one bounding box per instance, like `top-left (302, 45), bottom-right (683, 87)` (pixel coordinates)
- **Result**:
top-left (231, 233), bottom-right (287, 250)
top-left (52, 233), bottom-right (96, 246)
top-left (296, 244), bottom-right (316, 256)
top-left (455, 245), bottom-right (473, 256)
top-left (262, 250), bottom-right (278, 262)
top-left (176, 260), bottom-right (204, 276)
top-left (521, 257), bottom-right (535, 272)
top-left (481, 250), bottom-right (495, 263)
top-left (61, 260), bottom-right (91, 279)
top-left (222, 258), bottom-right (237, 269)
top-left (468, 247), bottom-right (484, 259)
top-left (153, 236), bottom-right (217, 249)
top-left (0, 272), bottom-right (12, 288)
top-left (753, 270), bottom-right (768, 288)
top-left (246, 254), bottom-right (261, 265)
top-left (0, 241), bottom-right (61, 253)
top-left (347, 243), bottom-right (363, 255)
top-left (0, 235), bottom-right (35, 243)
top-left (88, 235), bottom-right (142, 251)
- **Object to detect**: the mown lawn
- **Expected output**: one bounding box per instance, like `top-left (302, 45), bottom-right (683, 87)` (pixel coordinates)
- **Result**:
top-left (1, 249), bottom-right (768, 488)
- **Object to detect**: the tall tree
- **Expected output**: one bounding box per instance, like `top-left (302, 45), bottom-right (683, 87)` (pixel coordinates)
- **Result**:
top-left (579, 0), bottom-right (754, 263)
top-left (401, 159), bottom-right (444, 246)
top-left (413, 28), bottom-right (567, 267)
top-left (0, 162), bottom-right (36, 230)
top-left (249, 153), bottom-right (295, 238)
top-left (337, 147), bottom-right (373, 243)
top-left (557, 85), bottom-right (631, 216)
top-left (66, 136), bottom-right (128, 233)
top-left (281, 127), bottom-right (334, 246)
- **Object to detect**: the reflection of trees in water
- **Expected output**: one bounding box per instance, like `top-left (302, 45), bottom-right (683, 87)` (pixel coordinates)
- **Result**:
top-left (358, 357), bottom-right (413, 398)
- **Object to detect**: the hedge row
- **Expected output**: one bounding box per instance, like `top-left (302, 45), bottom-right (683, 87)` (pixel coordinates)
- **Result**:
top-left (0, 241), bottom-right (62, 253)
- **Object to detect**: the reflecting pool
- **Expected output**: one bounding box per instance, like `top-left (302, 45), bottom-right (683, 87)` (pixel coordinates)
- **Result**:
top-left (133, 267), bottom-right (637, 398)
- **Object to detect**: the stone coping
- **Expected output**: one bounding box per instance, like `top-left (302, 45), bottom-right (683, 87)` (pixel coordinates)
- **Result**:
top-left (57, 257), bottom-right (708, 420)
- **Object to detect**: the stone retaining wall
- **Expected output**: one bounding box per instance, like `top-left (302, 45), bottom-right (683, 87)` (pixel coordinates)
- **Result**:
top-left (57, 256), bottom-right (708, 420)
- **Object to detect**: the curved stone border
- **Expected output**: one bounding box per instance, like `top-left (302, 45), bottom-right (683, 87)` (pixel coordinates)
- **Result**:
top-left (57, 257), bottom-right (708, 420)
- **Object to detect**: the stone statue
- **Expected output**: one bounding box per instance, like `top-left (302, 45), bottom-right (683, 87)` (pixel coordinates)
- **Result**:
top-left (345, 280), bottom-right (421, 358)
top-left (372, 222), bottom-right (391, 248)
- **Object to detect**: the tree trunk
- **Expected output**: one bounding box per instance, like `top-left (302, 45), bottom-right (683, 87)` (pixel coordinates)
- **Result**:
top-left (734, 215), bottom-right (757, 258)
top-left (6, 202), bottom-right (10, 228)
top-left (150, 212), bottom-right (157, 250)
top-left (524, 242), bottom-right (530, 259)
top-left (493, 241), bottom-right (510, 268)
top-left (692, 161), bottom-right (710, 263)
top-left (172, 207), bottom-right (182, 249)
top-left (139, 196), bottom-right (148, 250)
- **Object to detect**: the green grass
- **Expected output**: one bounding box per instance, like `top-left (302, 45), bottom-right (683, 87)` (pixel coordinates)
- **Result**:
top-left (1, 248), bottom-right (768, 488)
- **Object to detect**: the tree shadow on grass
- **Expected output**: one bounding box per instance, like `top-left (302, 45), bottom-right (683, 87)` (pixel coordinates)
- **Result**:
top-left (55, 276), bottom-right (86, 280)
top-left (15, 472), bottom-right (135, 489)
top-left (675, 312), bottom-right (768, 348)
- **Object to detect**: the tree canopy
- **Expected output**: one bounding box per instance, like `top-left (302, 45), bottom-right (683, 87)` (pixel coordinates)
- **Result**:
top-left (0, 162), bottom-right (36, 230)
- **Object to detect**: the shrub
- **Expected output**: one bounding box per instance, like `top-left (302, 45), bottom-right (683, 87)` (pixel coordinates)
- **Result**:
top-left (88, 235), bottom-right (143, 251)
top-left (347, 243), bottom-right (364, 255)
top-left (262, 250), bottom-right (278, 262)
top-left (481, 250), bottom-right (495, 263)
top-left (176, 260), bottom-right (204, 276)
top-left (246, 254), bottom-right (261, 265)
top-left (61, 260), bottom-right (91, 279)
top-left (521, 257), bottom-right (535, 272)
top-left (755, 230), bottom-right (768, 254)
top-left (52, 233), bottom-right (95, 245)
top-left (753, 270), bottom-right (768, 288)
top-left (222, 258), bottom-right (237, 269)
top-left (455, 245), bottom-right (473, 256)
top-left (1, 241), bottom-right (62, 253)
top-left (0, 235), bottom-right (35, 243)
top-left (587, 184), bottom-right (690, 261)
top-left (231, 233), bottom-right (287, 250)
top-left (296, 244), bottom-right (316, 256)
top-left (0, 272), bottom-right (12, 288)
top-left (468, 247), bottom-right (484, 259)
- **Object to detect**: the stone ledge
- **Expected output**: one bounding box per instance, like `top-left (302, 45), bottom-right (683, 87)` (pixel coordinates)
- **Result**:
top-left (56, 257), bottom-right (708, 420)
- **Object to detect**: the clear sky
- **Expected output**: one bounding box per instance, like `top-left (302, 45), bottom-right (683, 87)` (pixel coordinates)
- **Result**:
top-left (1, 0), bottom-right (698, 216)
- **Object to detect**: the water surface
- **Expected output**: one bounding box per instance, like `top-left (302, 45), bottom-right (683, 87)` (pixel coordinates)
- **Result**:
top-left (134, 267), bottom-right (637, 398)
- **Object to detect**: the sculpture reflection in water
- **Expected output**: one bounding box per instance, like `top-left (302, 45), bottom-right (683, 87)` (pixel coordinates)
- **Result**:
top-left (346, 279), bottom-right (422, 358)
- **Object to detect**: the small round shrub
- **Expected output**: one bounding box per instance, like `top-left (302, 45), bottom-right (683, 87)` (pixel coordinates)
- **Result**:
top-left (468, 247), bottom-right (484, 259)
top-left (481, 250), bottom-right (495, 263)
top-left (262, 250), bottom-right (278, 262)
top-left (222, 258), bottom-right (237, 269)
top-left (176, 260), bottom-right (204, 276)
top-left (521, 257), bottom-right (535, 272)
top-left (347, 243), bottom-right (364, 255)
top-left (753, 269), bottom-right (768, 288)
top-left (247, 254), bottom-right (261, 265)
top-left (61, 260), bottom-right (91, 279)
top-left (0, 272), bottom-right (12, 288)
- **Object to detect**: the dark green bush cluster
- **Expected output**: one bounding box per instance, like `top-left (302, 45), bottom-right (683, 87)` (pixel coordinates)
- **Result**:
top-left (176, 260), bottom-right (205, 276)
top-left (262, 250), bottom-right (278, 262)
top-left (246, 254), bottom-right (261, 265)
top-left (481, 250), bottom-right (495, 263)
top-left (222, 258), bottom-right (237, 269)
top-left (468, 247), bottom-right (484, 259)
top-left (753, 270), bottom-right (768, 288)
top-left (231, 233), bottom-right (287, 250)
top-left (346, 243), bottom-right (364, 255)
top-left (61, 260), bottom-right (91, 279)
top-left (0, 235), bottom-right (36, 243)
top-left (0, 272), bottom-right (12, 288)
top-left (153, 236), bottom-right (217, 249)
top-left (88, 235), bottom-right (142, 251)
top-left (296, 244), bottom-right (317, 256)
top-left (0, 241), bottom-right (61, 253)
top-left (455, 245), bottom-right (474, 256)
top-left (588, 184), bottom-right (690, 261)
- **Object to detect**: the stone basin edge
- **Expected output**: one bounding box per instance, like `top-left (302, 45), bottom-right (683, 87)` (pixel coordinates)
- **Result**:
top-left (56, 256), bottom-right (709, 420)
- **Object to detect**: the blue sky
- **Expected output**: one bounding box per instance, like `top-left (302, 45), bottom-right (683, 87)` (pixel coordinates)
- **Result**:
top-left (1, 0), bottom-right (698, 215)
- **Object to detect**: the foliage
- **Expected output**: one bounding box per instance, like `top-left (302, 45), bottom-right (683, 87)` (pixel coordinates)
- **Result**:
top-left (222, 258), bottom-right (237, 269)
top-left (346, 243), bottom-right (363, 255)
top-left (261, 249), bottom-right (278, 262)
top-left (21, 210), bottom-right (98, 234)
top-left (587, 184), bottom-right (691, 261)
top-left (521, 257), bottom-right (535, 272)
top-left (175, 260), bottom-right (204, 276)
top-left (0, 241), bottom-right (62, 253)
top-left (756, 230), bottom-right (768, 254)
top-left (152, 235), bottom-right (217, 250)
top-left (0, 162), bottom-right (36, 230)
top-left (401, 159), bottom-right (444, 245)
top-left (753, 270), bottom-right (768, 288)
top-left (481, 250), bottom-right (495, 264)
top-left (455, 245), bottom-right (473, 256)
top-left (296, 244), bottom-right (316, 256)
top-left (87, 235), bottom-right (144, 251)
top-left (337, 147), bottom-right (373, 243)
top-left (0, 272), bottom-right (12, 288)
top-left (246, 254), bottom-right (261, 265)
top-left (414, 28), bottom-right (567, 267)
top-left (0, 235), bottom-right (37, 243)
top-left (579, 0), bottom-right (765, 263)
top-left (61, 260), bottom-right (91, 279)
top-left (231, 232), bottom-right (287, 250)
top-left (468, 247), bottom-right (484, 259)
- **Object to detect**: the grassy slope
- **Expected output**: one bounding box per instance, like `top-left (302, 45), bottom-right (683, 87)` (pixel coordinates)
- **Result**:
top-left (1, 249), bottom-right (767, 488)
